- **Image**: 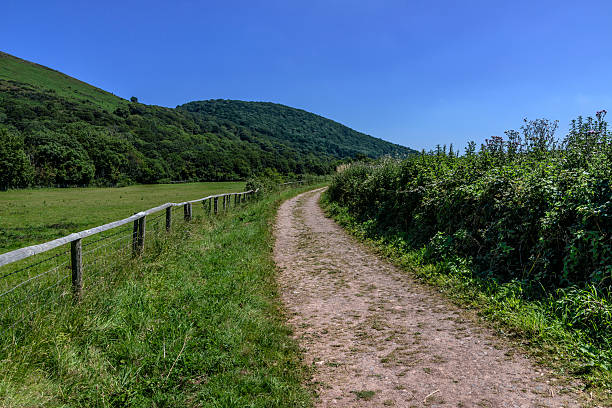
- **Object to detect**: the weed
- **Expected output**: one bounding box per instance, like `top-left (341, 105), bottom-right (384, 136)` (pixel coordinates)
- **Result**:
top-left (352, 390), bottom-right (376, 400)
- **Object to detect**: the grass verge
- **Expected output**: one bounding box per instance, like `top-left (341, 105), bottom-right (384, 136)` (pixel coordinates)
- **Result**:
top-left (321, 194), bottom-right (612, 406)
top-left (0, 185), bottom-right (323, 407)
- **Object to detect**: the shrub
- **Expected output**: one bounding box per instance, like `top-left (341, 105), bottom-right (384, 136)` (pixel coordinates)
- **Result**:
top-left (327, 112), bottom-right (611, 295)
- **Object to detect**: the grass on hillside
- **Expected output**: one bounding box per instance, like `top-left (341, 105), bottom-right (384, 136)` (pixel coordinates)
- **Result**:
top-left (321, 195), bottom-right (612, 406)
top-left (0, 185), bottom-right (321, 407)
top-left (0, 182), bottom-right (246, 253)
top-left (0, 51), bottom-right (123, 111)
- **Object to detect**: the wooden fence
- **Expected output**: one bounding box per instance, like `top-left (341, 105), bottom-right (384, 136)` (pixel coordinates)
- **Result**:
top-left (0, 189), bottom-right (257, 301)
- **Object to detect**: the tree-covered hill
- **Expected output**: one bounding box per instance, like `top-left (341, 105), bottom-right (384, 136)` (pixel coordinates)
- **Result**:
top-left (179, 100), bottom-right (414, 161)
top-left (0, 51), bottom-right (415, 189)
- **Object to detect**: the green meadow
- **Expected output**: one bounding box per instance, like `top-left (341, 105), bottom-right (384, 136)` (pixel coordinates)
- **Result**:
top-left (0, 182), bottom-right (245, 253)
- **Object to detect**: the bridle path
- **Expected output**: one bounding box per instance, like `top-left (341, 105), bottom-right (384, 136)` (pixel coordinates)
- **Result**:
top-left (274, 188), bottom-right (582, 407)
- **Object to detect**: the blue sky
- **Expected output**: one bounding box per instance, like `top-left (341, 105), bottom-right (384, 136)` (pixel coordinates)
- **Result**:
top-left (3, 0), bottom-right (612, 151)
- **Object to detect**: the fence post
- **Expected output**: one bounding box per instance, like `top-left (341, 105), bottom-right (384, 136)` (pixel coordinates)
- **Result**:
top-left (132, 218), bottom-right (139, 256)
top-left (234, 194), bottom-right (238, 206)
top-left (138, 216), bottom-right (146, 254)
top-left (184, 203), bottom-right (192, 222)
top-left (71, 239), bottom-right (82, 301)
top-left (166, 207), bottom-right (172, 232)
top-left (133, 216), bottom-right (146, 256)
top-left (208, 198), bottom-right (212, 214)
top-left (223, 195), bottom-right (227, 211)
top-left (214, 197), bottom-right (218, 214)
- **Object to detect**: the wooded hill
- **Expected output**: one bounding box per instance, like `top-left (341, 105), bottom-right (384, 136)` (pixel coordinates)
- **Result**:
top-left (0, 51), bottom-right (415, 189)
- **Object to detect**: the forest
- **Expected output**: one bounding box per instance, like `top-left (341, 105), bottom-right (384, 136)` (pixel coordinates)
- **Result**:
top-left (0, 51), bottom-right (414, 190)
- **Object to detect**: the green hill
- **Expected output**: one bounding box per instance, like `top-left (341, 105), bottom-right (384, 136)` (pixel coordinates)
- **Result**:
top-left (179, 100), bottom-right (411, 160)
top-left (0, 51), bottom-right (415, 189)
top-left (0, 51), bottom-right (122, 111)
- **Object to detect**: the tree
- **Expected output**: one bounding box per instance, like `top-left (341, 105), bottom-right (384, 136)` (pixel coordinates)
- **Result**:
top-left (130, 96), bottom-right (138, 103)
top-left (0, 126), bottom-right (34, 190)
top-left (26, 129), bottom-right (95, 186)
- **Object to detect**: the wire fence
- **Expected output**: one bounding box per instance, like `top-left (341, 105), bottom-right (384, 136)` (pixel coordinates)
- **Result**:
top-left (0, 187), bottom-right (263, 349)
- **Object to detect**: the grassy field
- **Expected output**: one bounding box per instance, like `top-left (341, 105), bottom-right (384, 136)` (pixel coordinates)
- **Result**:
top-left (0, 185), bottom-right (320, 407)
top-left (0, 182), bottom-right (246, 253)
top-left (0, 51), bottom-right (124, 111)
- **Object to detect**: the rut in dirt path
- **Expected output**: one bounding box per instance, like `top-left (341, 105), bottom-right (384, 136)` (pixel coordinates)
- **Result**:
top-left (274, 188), bottom-right (584, 408)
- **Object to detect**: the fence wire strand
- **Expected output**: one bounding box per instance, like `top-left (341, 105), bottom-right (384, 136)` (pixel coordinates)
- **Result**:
top-left (0, 276), bottom-right (69, 344)
top-left (83, 226), bottom-right (131, 248)
top-left (82, 232), bottom-right (133, 256)
top-left (81, 238), bottom-right (134, 293)
top-left (0, 249), bottom-right (69, 281)
top-left (0, 259), bottom-right (69, 299)
top-left (5, 273), bottom-right (69, 316)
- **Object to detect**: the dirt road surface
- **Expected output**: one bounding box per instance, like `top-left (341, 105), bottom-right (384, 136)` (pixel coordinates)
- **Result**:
top-left (274, 188), bottom-right (584, 407)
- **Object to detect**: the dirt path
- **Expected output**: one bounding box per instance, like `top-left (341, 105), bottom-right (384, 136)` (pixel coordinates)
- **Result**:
top-left (274, 189), bottom-right (584, 408)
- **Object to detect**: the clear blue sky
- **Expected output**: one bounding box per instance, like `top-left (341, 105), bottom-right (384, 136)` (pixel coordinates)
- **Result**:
top-left (3, 0), bottom-right (612, 151)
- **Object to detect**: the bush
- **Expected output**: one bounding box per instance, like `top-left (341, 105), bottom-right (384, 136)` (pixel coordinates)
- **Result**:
top-left (327, 112), bottom-right (611, 297)
top-left (246, 169), bottom-right (284, 194)
top-left (327, 112), bottom-right (612, 378)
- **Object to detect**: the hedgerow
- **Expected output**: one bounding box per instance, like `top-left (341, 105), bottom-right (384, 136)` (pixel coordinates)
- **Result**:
top-left (327, 111), bottom-right (611, 349)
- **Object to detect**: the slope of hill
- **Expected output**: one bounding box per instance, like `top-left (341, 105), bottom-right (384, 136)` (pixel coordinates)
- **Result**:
top-left (0, 51), bottom-right (415, 189)
top-left (0, 51), bottom-right (122, 111)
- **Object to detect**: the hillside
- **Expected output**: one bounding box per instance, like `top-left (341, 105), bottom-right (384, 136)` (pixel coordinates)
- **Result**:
top-left (0, 51), bottom-right (415, 189)
top-left (179, 100), bottom-right (412, 160)
top-left (0, 51), bottom-right (122, 111)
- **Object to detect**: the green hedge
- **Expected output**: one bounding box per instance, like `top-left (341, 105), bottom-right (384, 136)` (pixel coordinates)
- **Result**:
top-left (328, 113), bottom-right (611, 296)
